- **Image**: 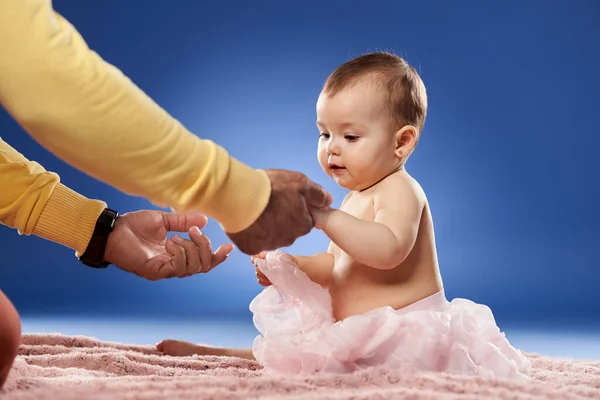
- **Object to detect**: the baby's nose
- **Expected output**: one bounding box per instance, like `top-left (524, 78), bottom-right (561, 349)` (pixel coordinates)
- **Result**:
top-left (326, 141), bottom-right (340, 155)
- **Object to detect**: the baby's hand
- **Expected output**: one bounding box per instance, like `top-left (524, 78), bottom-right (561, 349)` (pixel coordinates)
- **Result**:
top-left (251, 251), bottom-right (269, 264)
top-left (251, 251), bottom-right (271, 286)
top-left (254, 264), bottom-right (272, 287)
top-left (310, 207), bottom-right (334, 230)
top-left (250, 251), bottom-right (299, 287)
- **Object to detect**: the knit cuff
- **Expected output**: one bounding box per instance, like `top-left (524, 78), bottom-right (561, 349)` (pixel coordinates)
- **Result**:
top-left (33, 183), bottom-right (107, 256)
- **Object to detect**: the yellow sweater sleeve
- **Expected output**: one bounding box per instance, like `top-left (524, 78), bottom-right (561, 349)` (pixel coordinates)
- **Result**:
top-left (0, 0), bottom-right (271, 234)
top-left (0, 137), bottom-right (107, 256)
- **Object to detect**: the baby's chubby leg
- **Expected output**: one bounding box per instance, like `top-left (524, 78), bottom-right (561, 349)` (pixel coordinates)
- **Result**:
top-left (155, 252), bottom-right (281, 361)
top-left (156, 339), bottom-right (254, 360)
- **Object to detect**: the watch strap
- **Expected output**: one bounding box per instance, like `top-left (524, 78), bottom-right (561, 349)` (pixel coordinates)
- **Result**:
top-left (79, 208), bottom-right (119, 268)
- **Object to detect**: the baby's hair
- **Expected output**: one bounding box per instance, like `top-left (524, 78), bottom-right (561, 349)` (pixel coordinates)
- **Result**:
top-left (323, 52), bottom-right (428, 136)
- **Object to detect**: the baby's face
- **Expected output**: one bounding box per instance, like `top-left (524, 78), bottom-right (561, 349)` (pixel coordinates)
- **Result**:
top-left (316, 82), bottom-right (400, 191)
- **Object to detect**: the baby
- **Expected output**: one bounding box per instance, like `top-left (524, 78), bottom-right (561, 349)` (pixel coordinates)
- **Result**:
top-left (157, 52), bottom-right (532, 381)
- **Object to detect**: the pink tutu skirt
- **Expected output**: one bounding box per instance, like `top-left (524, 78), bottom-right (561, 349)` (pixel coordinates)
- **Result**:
top-left (249, 250), bottom-right (532, 381)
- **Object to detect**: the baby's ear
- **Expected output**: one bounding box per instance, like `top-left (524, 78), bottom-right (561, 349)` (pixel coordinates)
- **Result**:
top-left (394, 125), bottom-right (418, 158)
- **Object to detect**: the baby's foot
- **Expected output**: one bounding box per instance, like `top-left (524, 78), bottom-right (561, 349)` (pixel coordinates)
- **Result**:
top-left (156, 339), bottom-right (220, 357)
top-left (156, 339), bottom-right (255, 360)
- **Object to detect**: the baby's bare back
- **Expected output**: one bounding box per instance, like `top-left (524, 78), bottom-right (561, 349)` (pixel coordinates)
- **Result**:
top-left (328, 173), bottom-right (443, 321)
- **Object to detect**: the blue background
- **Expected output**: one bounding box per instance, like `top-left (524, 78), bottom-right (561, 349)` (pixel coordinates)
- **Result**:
top-left (1, 0), bottom-right (599, 341)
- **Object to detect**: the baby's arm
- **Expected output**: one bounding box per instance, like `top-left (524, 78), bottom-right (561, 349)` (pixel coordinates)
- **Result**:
top-left (294, 247), bottom-right (335, 288)
top-left (313, 179), bottom-right (424, 270)
top-left (289, 193), bottom-right (355, 287)
top-left (253, 249), bottom-right (335, 288)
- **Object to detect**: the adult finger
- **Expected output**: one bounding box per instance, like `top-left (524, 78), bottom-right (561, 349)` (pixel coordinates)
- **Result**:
top-left (188, 227), bottom-right (213, 272)
top-left (165, 238), bottom-right (187, 277)
top-left (172, 235), bottom-right (202, 276)
top-left (161, 212), bottom-right (209, 233)
top-left (144, 254), bottom-right (172, 281)
top-left (301, 180), bottom-right (333, 209)
top-left (210, 243), bottom-right (234, 270)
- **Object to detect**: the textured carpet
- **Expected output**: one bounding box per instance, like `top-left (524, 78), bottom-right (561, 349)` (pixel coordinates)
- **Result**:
top-left (1, 333), bottom-right (599, 399)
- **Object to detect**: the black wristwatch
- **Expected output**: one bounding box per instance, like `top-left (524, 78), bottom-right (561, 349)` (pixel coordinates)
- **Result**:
top-left (79, 208), bottom-right (119, 268)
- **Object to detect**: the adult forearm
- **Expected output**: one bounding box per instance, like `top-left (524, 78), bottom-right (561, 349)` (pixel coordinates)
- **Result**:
top-left (0, 0), bottom-right (270, 233)
top-left (0, 138), bottom-right (105, 256)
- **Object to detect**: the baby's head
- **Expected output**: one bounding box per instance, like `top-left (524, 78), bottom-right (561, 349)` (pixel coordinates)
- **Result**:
top-left (316, 52), bottom-right (427, 191)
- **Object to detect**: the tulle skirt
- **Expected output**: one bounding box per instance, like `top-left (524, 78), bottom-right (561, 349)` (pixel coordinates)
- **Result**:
top-left (249, 250), bottom-right (532, 381)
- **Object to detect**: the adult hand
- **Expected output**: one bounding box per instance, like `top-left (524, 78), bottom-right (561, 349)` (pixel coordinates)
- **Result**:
top-left (104, 210), bottom-right (234, 281)
top-left (226, 169), bottom-right (333, 255)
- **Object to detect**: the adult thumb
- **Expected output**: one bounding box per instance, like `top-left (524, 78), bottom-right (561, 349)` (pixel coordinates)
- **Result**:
top-left (160, 211), bottom-right (209, 232)
top-left (302, 181), bottom-right (333, 209)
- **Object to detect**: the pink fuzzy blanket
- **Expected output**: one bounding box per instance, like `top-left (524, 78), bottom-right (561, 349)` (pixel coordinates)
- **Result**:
top-left (1, 333), bottom-right (599, 399)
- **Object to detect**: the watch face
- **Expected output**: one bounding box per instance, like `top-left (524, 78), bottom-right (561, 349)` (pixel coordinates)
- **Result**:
top-left (99, 209), bottom-right (118, 228)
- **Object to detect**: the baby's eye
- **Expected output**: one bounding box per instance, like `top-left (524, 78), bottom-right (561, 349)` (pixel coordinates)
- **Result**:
top-left (345, 135), bottom-right (358, 142)
top-left (319, 132), bottom-right (330, 139)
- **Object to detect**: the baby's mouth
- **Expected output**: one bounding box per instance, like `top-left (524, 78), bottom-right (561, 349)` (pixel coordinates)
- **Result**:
top-left (329, 164), bottom-right (346, 174)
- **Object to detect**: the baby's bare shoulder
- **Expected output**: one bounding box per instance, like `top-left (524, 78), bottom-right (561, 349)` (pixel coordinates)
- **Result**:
top-left (337, 191), bottom-right (355, 211)
top-left (374, 171), bottom-right (426, 207)
top-left (370, 171), bottom-right (427, 238)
